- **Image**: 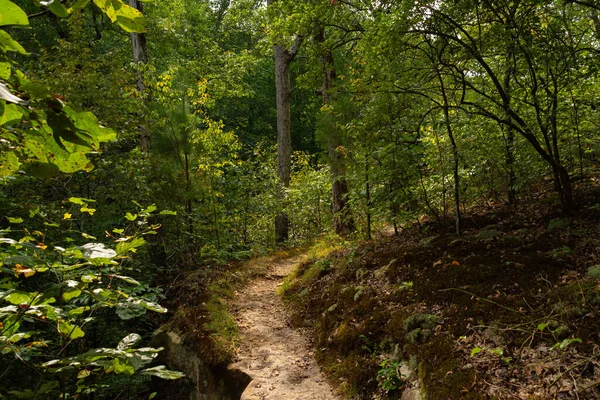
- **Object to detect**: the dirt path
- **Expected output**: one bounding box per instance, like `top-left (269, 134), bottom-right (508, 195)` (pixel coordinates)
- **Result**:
top-left (229, 256), bottom-right (339, 400)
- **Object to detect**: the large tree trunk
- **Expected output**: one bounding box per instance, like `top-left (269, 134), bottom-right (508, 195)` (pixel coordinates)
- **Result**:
top-left (129, 0), bottom-right (150, 151)
top-left (318, 30), bottom-right (355, 236)
top-left (268, 0), bottom-right (303, 243)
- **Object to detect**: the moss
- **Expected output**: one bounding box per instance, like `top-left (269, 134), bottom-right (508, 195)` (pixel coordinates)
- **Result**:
top-left (404, 314), bottom-right (439, 344)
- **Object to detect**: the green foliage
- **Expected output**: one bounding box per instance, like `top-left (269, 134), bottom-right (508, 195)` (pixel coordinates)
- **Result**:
top-left (376, 359), bottom-right (405, 393)
top-left (0, 202), bottom-right (182, 397)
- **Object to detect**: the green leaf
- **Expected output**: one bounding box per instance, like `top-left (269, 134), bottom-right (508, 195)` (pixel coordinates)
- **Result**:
top-left (58, 320), bottom-right (85, 339)
top-left (77, 369), bottom-right (91, 379)
top-left (115, 302), bottom-right (146, 320)
top-left (141, 365), bottom-right (185, 380)
top-left (0, 61), bottom-right (10, 79)
top-left (4, 290), bottom-right (31, 304)
top-left (159, 210), bottom-right (177, 215)
top-left (48, 1), bottom-right (69, 18)
top-left (116, 237), bottom-right (145, 255)
top-left (113, 275), bottom-right (140, 285)
top-left (116, 14), bottom-right (147, 33)
top-left (552, 338), bottom-right (582, 351)
top-left (489, 348), bottom-right (504, 356)
top-left (68, 0), bottom-right (90, 13)
top-left (111, 357), bottom-right (135, 375)
top-left (0, 30), bottom-right (27, 54)
top-left (69, 197), bottom-right (85, 205)
top-left (470, 347), bottom-right (482, 357)
top-left (124, 212), bottom-right (137, 221)
top-left (23, 162), bottom-right (61, 179)
top-left (0, 0), bottom-right (29, 26)
top-left (6, 217), bottom-right (22, 223)
top-left (62, 288), bottom-right (82, 302)
top-left (138, 299), bottom-right (167, 313)
top-left (0, 152), bottom-right (21, 177)
top-left (117, 333), bottom-right (142, 350)
top-left (537, 323), bottom-right (548, 332)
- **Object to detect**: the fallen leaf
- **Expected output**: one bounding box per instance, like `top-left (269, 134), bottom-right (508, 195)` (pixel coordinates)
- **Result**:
top-left (13, 264), bottom-right (35, 277)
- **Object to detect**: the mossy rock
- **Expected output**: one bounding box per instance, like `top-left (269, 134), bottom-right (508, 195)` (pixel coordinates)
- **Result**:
top-left (405, 314), bottom-right (439, 344)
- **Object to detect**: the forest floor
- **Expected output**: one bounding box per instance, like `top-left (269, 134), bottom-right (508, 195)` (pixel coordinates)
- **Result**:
top-left (229, 255), bottom-right (339, 400)
top-left (281, 180), bottom-right (600, 399)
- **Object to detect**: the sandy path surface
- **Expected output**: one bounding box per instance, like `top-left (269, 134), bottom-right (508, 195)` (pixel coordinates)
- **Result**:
top-left (229, 257), bottom-right (339, 400)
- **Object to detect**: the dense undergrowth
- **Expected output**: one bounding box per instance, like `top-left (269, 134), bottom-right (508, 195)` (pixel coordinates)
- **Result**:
top-left (281, 179), bottom-right (600, 399)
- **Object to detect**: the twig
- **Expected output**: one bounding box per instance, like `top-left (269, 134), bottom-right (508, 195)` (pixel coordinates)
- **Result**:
top-left (550, 356), bottom-right (597, 388)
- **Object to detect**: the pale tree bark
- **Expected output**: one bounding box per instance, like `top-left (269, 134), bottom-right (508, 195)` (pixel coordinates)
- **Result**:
top-left (268, 0), bottom-right (303, 243)
top-left (317, 28), bottom-right (355, 236)
top-left (129, 0), bottom-right (150, 151)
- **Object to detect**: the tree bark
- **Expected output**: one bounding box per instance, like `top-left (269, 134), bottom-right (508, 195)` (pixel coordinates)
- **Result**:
top-left (318, 29), bottom-right (355, 236)
top-left (268, 0), bottom-right (303, 243)
top-left (129, 0), bottom-right (150, 151)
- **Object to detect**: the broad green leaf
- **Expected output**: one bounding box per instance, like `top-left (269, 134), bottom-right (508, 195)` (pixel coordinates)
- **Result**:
top-left (23, 162), bottom-right (61, 179)
top-left (111, 357), bottom-right (135, 375)
top-left (117, 333), bottom-right (142, 350)
top-left (49, 1), bottom-right (69, 17)
top-left (62, 288), bottom-right (82, 302)
top-left (6, 217), bottom-right (22, 223)
top-left (69, 197), bottom-right (85, 205)
top-left (537, 323), bottom-right (548, 332)
top-left (115, 302), bottom-right (146, 320)
top-left (0, 151), bottom-right (20, 177)
top-left (117, 14), bottom-right (147, 33)
top-left (116, 237), bottom-right (145, 255)
top-left (68, 306), bottom-right (90, 316)
top-left (0, 31), bottom-right (27, 54)
top-left (93, 0), bottom-right (118, 22)
top-left (58, 320), bottom-right (85, 339)
top-left (0, 61), bottom-right (10, 78)
top-left (0, 0), bottom-right (29, 26)
top-left (143, 204), bottom-right (157, 214)
top-left (4, 290), bottom-right (31, 305)
top-left (138, 299), bottom-right (166, 313)
top-left (141, 365), bottom-right (185, 380)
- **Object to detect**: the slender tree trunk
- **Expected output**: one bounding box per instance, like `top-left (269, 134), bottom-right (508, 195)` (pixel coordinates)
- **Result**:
top-left (268, 0), bottom-right (303, 243)
top-left (318, 29), bottom-right (354, 236)
top-left (503, 50), bottom-right (517, 205)
top-left (365, 156), bottom-right (371, 240)
top-left (436, 68), bottom-right (462, 235)
top-left (129, 0), bottom-right (150, 150)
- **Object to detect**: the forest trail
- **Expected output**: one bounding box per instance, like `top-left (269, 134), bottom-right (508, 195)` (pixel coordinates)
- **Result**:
top-left (229, 256), bottom-right (339, 400)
